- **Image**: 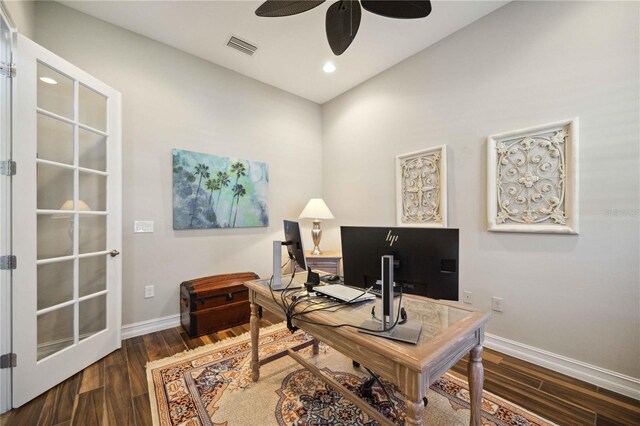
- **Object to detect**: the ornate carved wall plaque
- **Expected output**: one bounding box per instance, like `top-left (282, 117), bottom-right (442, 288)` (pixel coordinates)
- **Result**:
top-left (487, 118), bottom-right (579, 234)
top-left (396, 146), bottom-right (447, 227)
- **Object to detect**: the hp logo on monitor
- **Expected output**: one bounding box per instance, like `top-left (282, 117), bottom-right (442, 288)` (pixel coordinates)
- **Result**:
top-left (385, 230), bottom-right (399, 247)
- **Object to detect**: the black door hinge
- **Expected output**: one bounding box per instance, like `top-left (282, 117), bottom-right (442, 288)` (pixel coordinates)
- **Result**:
top-left (0, 353), bottom-right (16, 369)
top-left (0, 160), bottom-right (16, 176)
top-left (0, 255), bottom-right (17, 270)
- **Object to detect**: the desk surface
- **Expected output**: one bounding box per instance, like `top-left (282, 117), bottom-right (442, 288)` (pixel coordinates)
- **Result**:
top-left (246, 273), bottom-right (491, 425)
top-left (245, 276), bottom-right (490, 373)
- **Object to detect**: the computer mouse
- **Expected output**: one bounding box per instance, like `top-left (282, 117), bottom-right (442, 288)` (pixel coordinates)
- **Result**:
top-left (326, 274), bottom-right (341, 282)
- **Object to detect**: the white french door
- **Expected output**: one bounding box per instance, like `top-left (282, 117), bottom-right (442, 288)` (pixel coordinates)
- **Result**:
top-left (11, 34), bottom-right (122, 407)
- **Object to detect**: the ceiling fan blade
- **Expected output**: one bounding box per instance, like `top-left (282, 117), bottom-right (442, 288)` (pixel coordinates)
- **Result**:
top-left (326, 0), bottom-right (362, 56)
top-left (255, 0), bottom-right (325, 17)
top-left (361, 0), bottom-right (432, 19)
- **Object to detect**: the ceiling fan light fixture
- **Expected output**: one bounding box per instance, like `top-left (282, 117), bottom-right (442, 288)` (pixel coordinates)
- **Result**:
top-left (255, 0), bottom-right (432, 56)
top-left (322, 62), bottom-right (336, 73)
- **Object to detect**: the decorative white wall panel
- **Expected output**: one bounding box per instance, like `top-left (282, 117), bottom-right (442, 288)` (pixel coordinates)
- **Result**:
top-left (396, 146), bottom-right (447, 227)
top-left (487, 118), bottom-right (579, 234)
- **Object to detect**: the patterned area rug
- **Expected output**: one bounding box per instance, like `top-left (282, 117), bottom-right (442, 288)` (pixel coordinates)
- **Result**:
top-left (147, 323), bottom-right (556, 426)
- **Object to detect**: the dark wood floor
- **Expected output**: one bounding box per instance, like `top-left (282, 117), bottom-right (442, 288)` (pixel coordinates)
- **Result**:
top-left (1, 312), bottom-right (639, 426)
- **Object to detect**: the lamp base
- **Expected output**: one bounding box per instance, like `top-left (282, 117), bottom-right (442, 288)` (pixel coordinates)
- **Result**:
top-left (311, 220), bottom-right (322, 255)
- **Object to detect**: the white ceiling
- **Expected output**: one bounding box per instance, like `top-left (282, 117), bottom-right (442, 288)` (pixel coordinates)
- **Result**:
top-left (60, 0), bottom-right (509, 104)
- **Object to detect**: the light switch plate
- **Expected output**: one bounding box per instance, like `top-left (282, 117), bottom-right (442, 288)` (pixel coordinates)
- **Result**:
top-left (144, 285), bottom-right (154, 298)
top-left (491, 296), bottom-right (504, 312)
top-left (134, 220), bottom-right (154, 233)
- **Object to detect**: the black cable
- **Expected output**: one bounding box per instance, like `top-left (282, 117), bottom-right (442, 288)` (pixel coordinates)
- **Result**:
top-left (364, 366), bottom-right (401, 423)
top-left (295, 298), bottom-right (347, 315)
top-left (281, 258), bottom-right (291, 270)
top-left (291, 288), bottom-right (405, 334)
top-left (270, 272), bottom-right (406, 335)
top-left (268, 262), bottom-right (305, 332)
top-left (370, 306), bottom-right (408, 325)
top-left (267, 267), bottom-right (405, 423)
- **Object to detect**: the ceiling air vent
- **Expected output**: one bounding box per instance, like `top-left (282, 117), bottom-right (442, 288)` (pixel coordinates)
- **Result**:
top-left (227, 36), bottom-right (258, 56)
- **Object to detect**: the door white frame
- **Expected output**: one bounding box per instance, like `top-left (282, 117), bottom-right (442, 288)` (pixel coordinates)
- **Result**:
top-left (0, 4), bottom-right (15, 414)
top-left (11, 34), bottom-right (122, 408)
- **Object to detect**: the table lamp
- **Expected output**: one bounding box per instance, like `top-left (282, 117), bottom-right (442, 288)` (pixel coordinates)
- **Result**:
top-left (57, 199), bottom-right (92, 214)
top-left (55, 199), bottom-right (93, 252)
top-left (298, 198), bottom-right (334, 255)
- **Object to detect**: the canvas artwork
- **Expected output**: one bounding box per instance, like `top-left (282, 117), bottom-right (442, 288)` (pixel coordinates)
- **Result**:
top-left (172, 149), bottom-right (269, 229)
top-left (486, 118), bottom-right (579, 234)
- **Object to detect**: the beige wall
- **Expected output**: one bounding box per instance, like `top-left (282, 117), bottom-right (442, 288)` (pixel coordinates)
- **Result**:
top-left (2, 1), bottom-right (35, 38)
top-left (322, 1), bottom-right (639, 378)
top-left (34, 2), bottom-right (323, 325)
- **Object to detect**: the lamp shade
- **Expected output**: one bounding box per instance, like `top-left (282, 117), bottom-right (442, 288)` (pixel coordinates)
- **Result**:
top-left (58, 199), bottom-right (92, 211)
top-left (298, 198), bottom-right (334, 220)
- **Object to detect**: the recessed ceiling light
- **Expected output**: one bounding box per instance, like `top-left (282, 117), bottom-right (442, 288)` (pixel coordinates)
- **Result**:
top-left (39, 77), bottom-right (58, 85)
top-left (323, 62), bottom-right (336, 73)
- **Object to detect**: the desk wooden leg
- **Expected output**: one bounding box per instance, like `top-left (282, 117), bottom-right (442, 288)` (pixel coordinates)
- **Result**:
top-left (468, 345), bottom-right (484, 426)
top-left (406, 399), bottom-right (424, 425)
top-left (250, 300), bottom-right (260, 381)
top-left (312, 338), bottom-right (319, 355)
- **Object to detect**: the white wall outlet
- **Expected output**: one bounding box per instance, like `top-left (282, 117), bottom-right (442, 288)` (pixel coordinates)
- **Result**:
top-left (463, 290), bottom-right (473, 304)
top-left (491, 296), bottom-right (504, 312)
top-left (144, 285), bottom-right (154, 299)
top-left (134, 220), bottom-right (154, 233)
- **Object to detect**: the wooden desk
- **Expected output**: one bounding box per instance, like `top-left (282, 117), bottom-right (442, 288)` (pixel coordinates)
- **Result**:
top-left (245, 274), bottom-right (491, 425)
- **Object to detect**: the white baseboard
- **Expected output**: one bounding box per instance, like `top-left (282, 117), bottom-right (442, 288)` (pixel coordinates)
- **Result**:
top-left (485, 333), bottom-right (640, 400)
top-left (121, 314), bottom-right (181, 340)
top-left (119, 315), bottom-right (639, 401)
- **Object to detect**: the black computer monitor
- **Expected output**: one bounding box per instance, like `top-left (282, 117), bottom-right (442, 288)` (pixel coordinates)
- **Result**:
top-left (283, 220), bottom-right (307, 271)
top-left (340, 226), bottom-right (459, 301)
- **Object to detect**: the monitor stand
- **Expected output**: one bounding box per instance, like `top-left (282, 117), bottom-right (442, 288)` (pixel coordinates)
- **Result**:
top-left (271, 240), bottom-right (302, 290)
top-left (359, 319), bottom-right (422, 344)
top-left (359, 254), bottom-right (422, 344)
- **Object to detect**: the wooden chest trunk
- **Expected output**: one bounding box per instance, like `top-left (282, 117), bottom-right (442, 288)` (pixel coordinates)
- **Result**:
top-left (180, 272), bottom-right (259, 338)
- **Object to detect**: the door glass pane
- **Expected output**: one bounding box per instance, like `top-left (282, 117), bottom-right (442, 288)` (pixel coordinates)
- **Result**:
top-left (37, 163), bottom-right (73, 211)
top-left (79, 172), bottom-right (106, 211)
top-left (79, 215), bottom-right (106, 254)
top-left (37, 62), bottom-right (73, 119)
top-left (37, 113), bottom-right (73, 165)
top-left (37, 304), bottom-right (74, 361)
top-left (79, 84), bottom-right (106, 131)
top-left (37, 260), bottom-right (74, 310)
top-left (37, 214), bottom-right (73, 259)
top-left (79, 294), bottom-right (106, 341)
top-left (79, 129), bottom-right (106, 171)
top-left (79, 255), bottom-right (106, 297)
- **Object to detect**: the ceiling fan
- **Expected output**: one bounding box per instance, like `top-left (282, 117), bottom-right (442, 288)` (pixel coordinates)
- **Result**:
top-left (255, 0), bottom-right (432, 56)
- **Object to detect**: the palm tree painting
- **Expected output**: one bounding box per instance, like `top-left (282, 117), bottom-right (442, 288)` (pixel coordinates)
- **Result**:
top-left (190, 163), bottom-right (210, 227)
top-left (172, 149), bottom-right (269, 229)
top-left (214, 171), bottom-right (230, 215)
top-left (227, 161), bottom-right (247, 225)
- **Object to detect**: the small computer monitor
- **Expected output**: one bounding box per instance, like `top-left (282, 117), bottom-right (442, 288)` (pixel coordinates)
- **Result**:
top-left (283, 220), bottom-right (307, 271)
top-left (340, 226), bottom-right (459, 301)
